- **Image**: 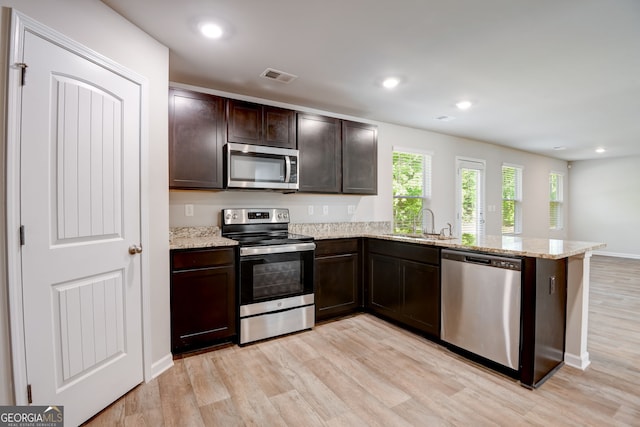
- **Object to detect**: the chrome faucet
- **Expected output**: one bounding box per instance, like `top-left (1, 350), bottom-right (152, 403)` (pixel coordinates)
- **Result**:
top-left (422, 208), bottom-right (435, 235)
top-left (440, 222), bottom-right (453, 237)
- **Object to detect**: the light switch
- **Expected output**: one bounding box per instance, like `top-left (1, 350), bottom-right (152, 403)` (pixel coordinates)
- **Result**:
top-left (308, 205), bottom-right (314, 215)
top-left (185, 204), bottom-right (194, 217)
top-left (323, 205), bottom-right (329, 215)
top-left (348, 205), bottom-right (356, 214)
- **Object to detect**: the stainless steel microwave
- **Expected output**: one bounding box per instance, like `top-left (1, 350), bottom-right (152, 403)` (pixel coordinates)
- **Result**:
top-left (225, 143), bottom-right (299, 191)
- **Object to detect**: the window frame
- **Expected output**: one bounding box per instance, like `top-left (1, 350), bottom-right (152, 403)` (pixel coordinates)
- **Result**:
top-left (501, 163), bottom-right (523, 235)
top-left (549, 171), bottom-right (564, 230)
top-left (392, 147), bottom-right (432, 234)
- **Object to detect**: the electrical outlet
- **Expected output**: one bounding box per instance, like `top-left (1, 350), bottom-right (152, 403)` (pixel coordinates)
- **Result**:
top-left (308, 205), bottom-right (314, 215)
top-left (323, 205), bottom-right (329, 215)
top-left (348, 205), bottom-right (356, 214)
top-left (185, 204), bottom-right (194, 217)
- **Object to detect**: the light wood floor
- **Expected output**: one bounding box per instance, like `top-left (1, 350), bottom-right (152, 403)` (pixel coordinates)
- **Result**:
top-left (84, 255), bottom-right (640, 426)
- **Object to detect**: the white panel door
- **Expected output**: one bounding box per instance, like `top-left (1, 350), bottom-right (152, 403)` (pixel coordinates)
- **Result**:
top-left (19, 29), bottom-right (143, 426)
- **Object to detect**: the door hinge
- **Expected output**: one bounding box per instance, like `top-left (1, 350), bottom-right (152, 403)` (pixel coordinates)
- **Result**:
top-left (16, 62), bottom-right (28, 86)
top-left (20, 225), bottom-right (25, 246)
top-left (27, 384), bottom-right (32, 404)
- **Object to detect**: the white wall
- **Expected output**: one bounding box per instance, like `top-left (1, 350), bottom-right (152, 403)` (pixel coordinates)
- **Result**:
top-left (170, 84), bottom-right (569, 240)
top-left (569, 156), bottom-right (640, 258)
top-left (0, 0), bottom-right (170, 404)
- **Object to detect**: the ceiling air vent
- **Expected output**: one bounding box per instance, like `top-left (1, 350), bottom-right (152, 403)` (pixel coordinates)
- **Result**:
top-left (260, 68), bottom-right (297, 84)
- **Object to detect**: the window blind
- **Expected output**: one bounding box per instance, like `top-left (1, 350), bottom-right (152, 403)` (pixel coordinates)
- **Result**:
top-left (549, 173), bottom-right (563, 230)
top-left (502, 165), bottom-right (522, 234)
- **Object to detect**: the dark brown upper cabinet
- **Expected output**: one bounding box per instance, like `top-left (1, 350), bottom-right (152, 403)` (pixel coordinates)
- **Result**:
top-left (297, 113), bottom-right (342, 193)
top-left (169, 88), bottom-right (225, 189)
top-left (342, 120), bottom-right (378, 195)
top-left (298, 114), bottom-right (377, 194)
top-left (227, 100), bottom-right (296, 149)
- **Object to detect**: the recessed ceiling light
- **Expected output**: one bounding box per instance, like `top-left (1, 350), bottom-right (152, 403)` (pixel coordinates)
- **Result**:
top-left (436, 115), bottom-right (456, 122)
top-left (595, 147), bottom-right (606, 154)
top-left (455, 100), bottom-right (473, 110)
top-left (553, 146), bottom-right (566, 151)
top-left (382, 77), bottom-right (400, 89)
top-left (199, 22), bottom-right (224, 39)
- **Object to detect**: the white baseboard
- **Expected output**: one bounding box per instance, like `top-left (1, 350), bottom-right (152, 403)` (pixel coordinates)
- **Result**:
top-left (564, 351), bottom-right (591, 370)
top-left (593, 250), bottom-right (640, 260)
top-left (149, 353), bottom-right (174, 381)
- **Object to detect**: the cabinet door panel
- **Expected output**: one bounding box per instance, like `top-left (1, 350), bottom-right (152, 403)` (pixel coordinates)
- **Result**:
top-left (342, 120), bottom-right (377, 194)
top-left (264, 106), bottom-right (296, 148)
top-left (316, 253), bottom-right (359, 320)
top-left (227, 100), bottom-right (261, 144)
top-left (402, 261), bottom-right (440, 336)
top-left (368, 253), bottom-right (402, 317)
top-left (171, 265), bottom-right (236, 353)
top-left (169, 88), bottom-right (225, 189)
top-left (298, 114), bottom-right (341, 193)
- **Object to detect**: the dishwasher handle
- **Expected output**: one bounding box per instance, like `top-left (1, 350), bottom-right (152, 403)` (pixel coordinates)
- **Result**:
top-left (465, 256), bottom-right (492, 265)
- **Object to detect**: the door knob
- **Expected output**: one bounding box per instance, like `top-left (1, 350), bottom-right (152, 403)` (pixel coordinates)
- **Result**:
top-left (128, 244), bottom-right (143, 255)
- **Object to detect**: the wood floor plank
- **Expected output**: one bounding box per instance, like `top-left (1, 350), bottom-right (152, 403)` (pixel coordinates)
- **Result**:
top-left (212, 344), bottom-right (287, 426)
top-left (199, 398), bottom-right (244, 427)
top-left (269, 389), bottom-right (326, 427)
top-left (259, 339), bottom-right (351, 422)
top-left (157, 359), bottom-right (205, 427)
top-left (307, 356), bottom-right (414, 427)
top-left (83, 255), bottom-right (640, 426)
top-left (183, 355), bottom-right (230, 407)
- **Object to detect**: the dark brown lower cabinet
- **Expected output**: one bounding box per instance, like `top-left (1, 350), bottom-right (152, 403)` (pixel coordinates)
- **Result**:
top-left (314, 239), bottom-right (362, 321)
top-left (520, 257), bottom-right (567, 388)
top-left (171, 247), bottom-right (237, 353)
top-left (366, 239), bottom-right (440, 337)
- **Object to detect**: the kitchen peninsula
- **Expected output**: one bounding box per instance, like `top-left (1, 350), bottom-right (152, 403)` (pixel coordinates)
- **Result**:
top-left (170, 222), bottom-right (605, 387)
top-left (294, 222), bottom-right (605, 375)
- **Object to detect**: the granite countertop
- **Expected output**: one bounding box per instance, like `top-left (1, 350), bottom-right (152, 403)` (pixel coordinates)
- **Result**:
top-left (170, 226), bottom-right (237, 250)
top-left (290, 222), bottom-right (605, 260)
top-left (170, 222), bottom-right (605, 259)
top-left (363, 233), bottom-right (606, 260)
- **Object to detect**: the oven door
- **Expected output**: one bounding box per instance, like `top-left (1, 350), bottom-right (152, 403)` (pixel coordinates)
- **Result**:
top-left (239, 243), bottom-right (315, 306)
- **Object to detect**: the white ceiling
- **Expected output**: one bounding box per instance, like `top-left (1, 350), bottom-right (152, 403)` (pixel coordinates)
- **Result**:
top-left (102, 0), bottom-right (640, 161)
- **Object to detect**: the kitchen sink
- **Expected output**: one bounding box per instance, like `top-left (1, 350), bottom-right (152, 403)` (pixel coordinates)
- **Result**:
top-left (386, 233), bottom-right (456, 241)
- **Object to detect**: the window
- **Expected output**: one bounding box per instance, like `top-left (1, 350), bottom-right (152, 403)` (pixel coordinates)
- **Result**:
top-left (457, 158), bottom-right (486, 245)
top-left (392, 149), bottom-right (431, 234)
top-left (502, 164), bottom-right (523, 234)
top-left (550, 172), bottom-right (564, 230)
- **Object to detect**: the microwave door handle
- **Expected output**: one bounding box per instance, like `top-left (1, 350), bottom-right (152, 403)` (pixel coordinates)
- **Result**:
top-left (284, 155), bottom-right (291, 183)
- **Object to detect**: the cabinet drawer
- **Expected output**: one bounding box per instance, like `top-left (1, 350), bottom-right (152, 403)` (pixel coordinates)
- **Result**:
top-left (315, 238), bottom-right (359, 256)
top-left (368, 239), bottom-right (439, 265)
top-left (172, 248), bottom-right (235, 270)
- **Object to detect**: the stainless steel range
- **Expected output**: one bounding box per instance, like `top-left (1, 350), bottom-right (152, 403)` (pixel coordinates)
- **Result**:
top-left (221, 208), bottom-right (315, 345)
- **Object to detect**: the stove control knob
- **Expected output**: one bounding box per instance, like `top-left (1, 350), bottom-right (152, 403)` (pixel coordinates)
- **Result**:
top-left (232, 214), bottom-right (238, 220)
top-left (283, 212), bottom-right (289, 219)
top-left (277, 213), bottom-right (283, 219)
top-left (225, 213), bottom-right (232, 221)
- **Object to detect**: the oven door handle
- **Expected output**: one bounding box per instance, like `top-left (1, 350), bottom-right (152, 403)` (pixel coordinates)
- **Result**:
top-left (240, 242), bottom-right (316, 257)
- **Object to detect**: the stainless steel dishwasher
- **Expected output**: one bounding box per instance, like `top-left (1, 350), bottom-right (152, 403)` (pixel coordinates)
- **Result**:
top-left (441, 249), bottom-right (522, 371)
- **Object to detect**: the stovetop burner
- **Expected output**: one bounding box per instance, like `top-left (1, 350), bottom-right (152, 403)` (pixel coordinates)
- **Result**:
top-left (221, 208), bottom-right (313, 247)
top-left (227, 232), bottom-right (314, 247)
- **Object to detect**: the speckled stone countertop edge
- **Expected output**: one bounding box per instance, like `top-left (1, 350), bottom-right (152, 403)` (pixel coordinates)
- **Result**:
top-left (169, 223), bottom-right (605, 259)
